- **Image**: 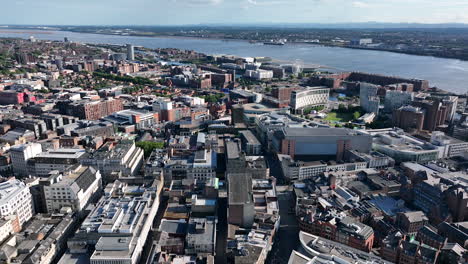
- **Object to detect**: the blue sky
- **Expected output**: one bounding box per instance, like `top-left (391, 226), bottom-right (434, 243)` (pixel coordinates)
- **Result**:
top-left (2, 0), bottom-right (468, 25)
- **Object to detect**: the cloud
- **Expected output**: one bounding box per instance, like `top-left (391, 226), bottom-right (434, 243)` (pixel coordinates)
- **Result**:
top-left (245, 0), bottom-right (290, 6)
top-left (352, 1), bottom-right (370, 8)
top-left (172, 0), bottom-right (223, 5)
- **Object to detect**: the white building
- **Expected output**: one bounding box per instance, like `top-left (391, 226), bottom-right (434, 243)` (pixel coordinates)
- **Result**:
top-left (360, 83), bottom-right (380, 114)
top-left (81, 140), bottom-right (144, 179)
top-left (384, 90), bottom-right (414, 113)
top-left (431, 131), bottom-right (468, 158)
top-left (290, 86), bottom-right (330, 111)
top-left (244, 69), bottom-right (274, 80)
top-left (0, 180), bottom-right (34, 227)
top-left (43, 165), bottom-right (102, 213)
top-left (27, 148), bottom-right (86, 177)
top-left (10, 143), bottom-right (42, 176)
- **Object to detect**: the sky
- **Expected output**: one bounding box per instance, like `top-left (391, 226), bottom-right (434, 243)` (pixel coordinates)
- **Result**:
top-left (2, 0), bottom-right (468, 25)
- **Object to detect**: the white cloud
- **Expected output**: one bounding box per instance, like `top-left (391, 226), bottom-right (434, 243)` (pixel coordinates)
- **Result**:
top-left (172, 0), bottom-right (223, 5)
top-left (352, 1), bottom-right (370, 8)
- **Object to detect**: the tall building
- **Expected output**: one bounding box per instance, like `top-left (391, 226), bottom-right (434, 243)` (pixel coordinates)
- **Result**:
top-left (412, 99), bottom-right (447, 132)
top-left (290, 86), bottom-right (330, 112)
top-left (0, 180), bottom-right (34, 227)
top-left (384, 90), bottom-right (414, 113)
top-left (10, 143), bottom-right (42, 176)
top-left (126, 44), bottom-right (135, 61)
top-left (58, 99), bottom-right (124, 120)
top-left (392, 106), bottom-right (425, 133)
top-left (360, 83), bottom-right (380, 114)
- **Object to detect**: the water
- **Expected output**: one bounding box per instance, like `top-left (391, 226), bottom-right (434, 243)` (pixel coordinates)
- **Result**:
top-left (1, 29), bottom-right (467, 94)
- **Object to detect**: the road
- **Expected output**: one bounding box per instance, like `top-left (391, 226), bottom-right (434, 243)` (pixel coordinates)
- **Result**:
top-left (215, 197), bottom-right (228, 264)
top-left (265, 152), bottom-right (300, 264)
top-left (266, 189), bottom-right (300, 264)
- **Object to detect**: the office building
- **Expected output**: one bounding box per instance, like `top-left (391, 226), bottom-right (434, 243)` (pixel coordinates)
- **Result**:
top-left (103, 109), bottom-right (159, 129)
top-left (384, 90), bottom-right (414, 112)
top-left (43, 165), bottom-right (102, 213)
top-left (10, 143), bottom-right (42, 176)
top-left (58, 98), bottom-right (124, 120)
top-left (430, 131), bottom-right (468, 158)
top-left (290, 86), bottom-right (330, 112)
top-left (27, 148), bottom-right (86, 177)
top-left (81, 140), bottom-right (144, 181)
top-left (272, 127), bottom-right (372, 160)
top-left (360, 83), bottom-right (380, 114)
top-left (0, 180), bottom-right (34, 227)
top-left (68, 181), bottom-right (162, 264)
top-left (367, 128), bottom-right (439, 163)
top-left (126, 44), bottom-right (135, 61)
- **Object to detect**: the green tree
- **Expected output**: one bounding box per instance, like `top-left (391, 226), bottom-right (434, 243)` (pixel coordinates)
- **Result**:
top-left (136, 141), bottom-right (165, 158)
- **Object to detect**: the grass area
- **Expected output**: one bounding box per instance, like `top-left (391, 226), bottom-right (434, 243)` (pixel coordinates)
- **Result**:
top-left (324, 111), bottom-right (355, 123)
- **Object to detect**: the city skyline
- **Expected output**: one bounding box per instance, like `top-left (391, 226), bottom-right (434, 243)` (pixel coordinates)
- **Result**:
top-left (3, 0), bottom-right (468, 25)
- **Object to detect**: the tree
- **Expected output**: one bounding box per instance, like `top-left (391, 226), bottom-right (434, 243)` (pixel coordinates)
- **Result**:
top-left (136, 141), bottom-right (165, 158)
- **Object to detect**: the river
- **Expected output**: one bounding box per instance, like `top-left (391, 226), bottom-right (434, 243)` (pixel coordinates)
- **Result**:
top-left (0, 29), bottom-right (467, 94)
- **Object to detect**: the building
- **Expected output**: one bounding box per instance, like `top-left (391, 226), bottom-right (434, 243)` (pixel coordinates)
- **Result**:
top-left (27, 148), bottom-right (86, 177)
top-left (367, 128), bottom-right (439, 163)
top-left (163, 149), bottom-right (217, 183)
top-left (239, 130), bottom-right (262, 155)
top-left (67, 181), bottom-right (162, 264)
top-left (244, 69), bottom-right (273, 80)
top-left (43, 165), bottom-right (102, 213)
top-left (0, 213), bottom-right (76, 264)
top-left (412, 99), bottom-right (447, 132)
top-left (272, 127), bottom-right (372, 160)
top-left (185, 217), bottom-right (216, 255)
top-left (58, 98), bottom-right (124, 120)
top-left (360, 83), bottom-right (380, 114)
top-left (430, 131), bottom-right (468, 158)
top-left (10, 143), bottom-right (42, 177)
top-left (103, 109), bottom-right (159, 129)
top-left (228, 173), bottom-right (255, 228)
top-left (126, 44), bottom-right (135, 61)
top-left (392, 105), bottom-right (425, 132)
top-left (396, 211), bottom-right (428, 235)
top-left (0, 179), bottom-right (34, 227)
top-left (384, 90), bottom-right (414, 113)
top-left (290, 86), bottom-right (329, 112)
top-left (81, 140), bottom-right (144, 181)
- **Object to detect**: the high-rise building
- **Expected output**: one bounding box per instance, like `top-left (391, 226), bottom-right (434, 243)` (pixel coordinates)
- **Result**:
top-left (126, 44), bottom-right (135, 61)
top-left (360, 83), bottom-right (380, 114)
top-left (384, 90), bottom-right (414, 113)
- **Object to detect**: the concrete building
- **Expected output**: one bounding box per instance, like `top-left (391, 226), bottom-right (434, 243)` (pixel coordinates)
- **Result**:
top-left (0, 180), bottom-right (34, 227)
top-left (126, 44), bottom-right (135, 61)
top-left (163, 149), bottom-right (217, 183)
top-left (430, 131), bottom-right (468, 158)
top-left (384, 90), bottom-right (414, 113)
top-left (244, 69), bottom-right (273, 80)
top-left (360, 83), bottom-right (380, 114)
top-left (185, 217), bottom-right (216, 255)
top-left (10, 142), bottom-right (42, 176)
top-left (239, 130), bottom-right (262, 155)
top-left (68, 181), bottom-right (162, 264)
top-left (27, 148), bottom-right (86, 177)
top-left (43, 165), bottom-right (102, 213)
top-left (228, 173), bottom-right (255, 228)
top-left (367, 128), bottom-right (439, 163)
top-left (272, 127), bottom-right (372, 160)
top-left (290, 86), bottom-right (329, 112)
top-left (103, 109), bottom-right (159, 129)
top-left (81, 140), bottom-right (144, 181)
